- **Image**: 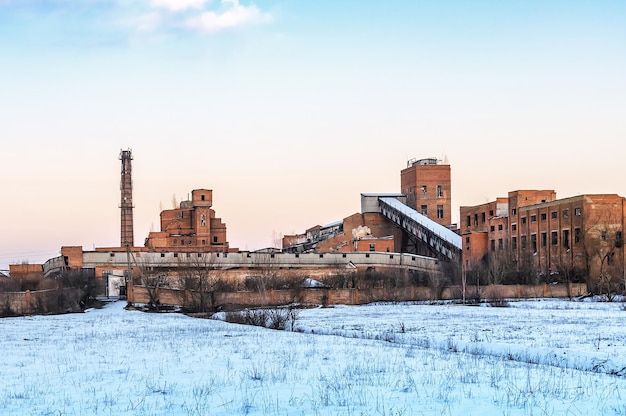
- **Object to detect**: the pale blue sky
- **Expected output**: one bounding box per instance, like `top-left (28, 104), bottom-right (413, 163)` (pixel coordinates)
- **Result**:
top-left (1, 0), bottom-right (625, 269)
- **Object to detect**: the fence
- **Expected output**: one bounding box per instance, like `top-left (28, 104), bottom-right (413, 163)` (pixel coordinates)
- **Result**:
top-left (128, 283), bottom-right (588, 311)
top-left (0, 288), bottom-right (84, 316)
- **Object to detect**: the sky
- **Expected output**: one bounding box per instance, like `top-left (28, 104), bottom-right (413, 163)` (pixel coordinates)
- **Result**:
top-left (1, 0), bottom-right (626, 270)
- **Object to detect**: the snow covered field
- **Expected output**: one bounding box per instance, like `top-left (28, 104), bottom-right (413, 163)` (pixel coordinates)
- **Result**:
top-left (1, 300), bottom-right (625, 415)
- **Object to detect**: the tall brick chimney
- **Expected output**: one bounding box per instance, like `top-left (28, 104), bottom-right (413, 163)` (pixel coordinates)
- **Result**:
top-left (119, 149), bottom-right (134, 248)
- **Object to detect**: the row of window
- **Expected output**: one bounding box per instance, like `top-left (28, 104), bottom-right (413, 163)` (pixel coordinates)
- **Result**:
top-left (469, 207), bottom-right (583, 229)
top-left (172, 237), bottom-right (219, 246)
top-left (420, 205), bottom-right (445, 218)
top-left (494, 228), bottom-right (586, 252)
top-left (512, 207), bottom-right (581, 219)
top-left (420, 185), bottom-right (445, 199)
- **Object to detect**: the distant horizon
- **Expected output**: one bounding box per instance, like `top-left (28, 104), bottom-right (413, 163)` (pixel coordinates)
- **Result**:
top-left (2, 0), bottom-right (625, 270)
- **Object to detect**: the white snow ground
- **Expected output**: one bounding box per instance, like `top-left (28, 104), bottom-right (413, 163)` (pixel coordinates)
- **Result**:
top-left (0, 299), bottom-right (625, 415)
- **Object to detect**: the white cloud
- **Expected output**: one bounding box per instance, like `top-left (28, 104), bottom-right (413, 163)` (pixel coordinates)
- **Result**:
top-left (134, 12), bottom-right (163, 31)
top-left (185, 0), bottom-right (272, 33)
top-left (151, 0), bottom-right (208, 12)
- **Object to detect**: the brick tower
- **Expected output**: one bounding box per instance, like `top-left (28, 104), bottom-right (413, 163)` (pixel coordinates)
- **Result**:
top-left (401, 157), bottom-right (452, 228)
top-left (119, 149), bottom-right (134, 248)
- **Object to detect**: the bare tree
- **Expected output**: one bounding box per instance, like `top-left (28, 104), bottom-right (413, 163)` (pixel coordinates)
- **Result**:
top-left (176, 253), bottom-right (223, 313)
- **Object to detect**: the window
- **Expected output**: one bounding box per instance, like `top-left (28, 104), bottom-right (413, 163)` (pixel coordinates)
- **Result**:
top-left (512, 236), bottom-right (517, 250)
top-left (552, 231), bottom-right (558, 245)
top-left (213, 236), bottom-right (218, 243)
top-left (421, 205), bottom-right (428, 215)
top-left (474, 214), bottom-right (478, 226)
top-left (541, 232), bottom-right (547, 247)
top-left (481, 212), bottom-right (486, 223)
top-left (489, 210), bottom-right (494, 216)
top-left (498, 238), bottom-right (503, 250)
top-left (201, 195), bottom-right (205, 201)
top-left (421, 185), bottom-right (427, 198)
top-left (186, 253), bottom-right (191, 257)
top-left (563, 209), bottom-right (569, 219)
top-left (466, 216), bottom-right (471, 227)
top-left (369, 244), bottom-right (375, 252)
top-left (201, 239), bottom-right (206, 246)
top-left (512, 223), bottom-right (517, 231)
top-left (601, 231), bottom-right (607, 240)
top-left (575, 207), bottom-right (582, 216)
top-left (521, 217), bottom-right (527, 225)
top-left (490, 226), bottom-right (495, 232)
top-left (173, 239), bottom-right (177, 246)
top-left (521, 235), bottom-right (527, 250)
top-left (512, 208), bottom-right (517, 216)
top-left (541, 213), bottom-right (547, 221)
top-left (437, 205), bottom-right (444, 219)
top-left (531, 234), bottom-right (537, 253)
top-left (498, 224), bottom-right (503, 231)
top-left (437, 185), bottom-right (443, 198)
top-left (575, 227), bottom-right (581, 243)
top-left (617, 231), bottom-right (623, 247)
top-left (531, 214), bottom-right (537, 223)
top-left (466, 236), bottom-right (470, 243)
top-left (173, 253), bottom-right (178, 258)
top-left (490, 240), bottom-right (495, 251)
top-left (607, 253), bottom-right (615, 266)
top-left (160, 253), bottom-right (165, 258)
top-left (563, 229), bottom-right (570, 249)
top-left (551, 211), bottom-right (557, 220)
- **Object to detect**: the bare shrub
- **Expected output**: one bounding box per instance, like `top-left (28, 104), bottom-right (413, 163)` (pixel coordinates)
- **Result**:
top-left (223, 307), bottom-right (299, 331)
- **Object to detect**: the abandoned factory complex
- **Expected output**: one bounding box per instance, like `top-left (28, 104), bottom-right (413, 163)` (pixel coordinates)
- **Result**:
top-left (7, 150), bottom-right (626, 298)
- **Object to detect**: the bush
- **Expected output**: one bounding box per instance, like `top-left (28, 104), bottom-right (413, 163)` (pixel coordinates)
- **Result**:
top-left (223, 307), bottom-right (299, 331)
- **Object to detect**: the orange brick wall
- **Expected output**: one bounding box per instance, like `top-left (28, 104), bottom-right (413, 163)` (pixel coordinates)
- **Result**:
top-left (401, 163), bottom-right (452, 226)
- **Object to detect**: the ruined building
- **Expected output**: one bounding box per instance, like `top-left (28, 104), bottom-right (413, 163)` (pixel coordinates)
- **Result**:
top-left (461, 191), bottom-right (626, 290)
top-left (144, 189), bottom-right (229, 252)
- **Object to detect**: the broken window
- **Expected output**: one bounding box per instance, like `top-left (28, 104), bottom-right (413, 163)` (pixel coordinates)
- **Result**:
top-left (563, 229), bottom-right (570, 249)
top-left (421, 185), bottom-right (427, 198)
top-left (512, 236), bottom-right (517, 250)
top-left (531, 234), bottom-right (537, 253)
top-left (421, 205), bottom-right (428, 215)
top-left (574, 228), bottom-right (581, 244)
top-left (437, 205), bottom-right (444, 219)
top-left (541, 232), bottom-right (547, 247)
top-left (552, 231), bottom-right (558, 245)
top-left (437, 185), bottom-right (443, 198)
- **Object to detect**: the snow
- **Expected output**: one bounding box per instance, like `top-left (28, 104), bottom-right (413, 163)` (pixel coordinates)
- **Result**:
top-left (0, 299), bottom-right (625, 415)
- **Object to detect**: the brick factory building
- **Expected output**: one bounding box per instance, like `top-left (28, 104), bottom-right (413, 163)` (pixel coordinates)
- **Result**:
top-left (460, 191), bottom-right (626, 292)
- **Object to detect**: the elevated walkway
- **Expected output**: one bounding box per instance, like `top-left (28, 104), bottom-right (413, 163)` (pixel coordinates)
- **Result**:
top-left (363, 194), bottom-right (461, 261)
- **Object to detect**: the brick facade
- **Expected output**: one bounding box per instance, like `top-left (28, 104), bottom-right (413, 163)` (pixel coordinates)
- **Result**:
top-left (144, 189), bottom-right (229, 252)
top-left (400, 158), bottom-right (452, 227)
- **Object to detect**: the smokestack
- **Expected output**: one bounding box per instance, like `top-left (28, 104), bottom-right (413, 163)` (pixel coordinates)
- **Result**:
top-left (119, 149), bottom-right (134, 248)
